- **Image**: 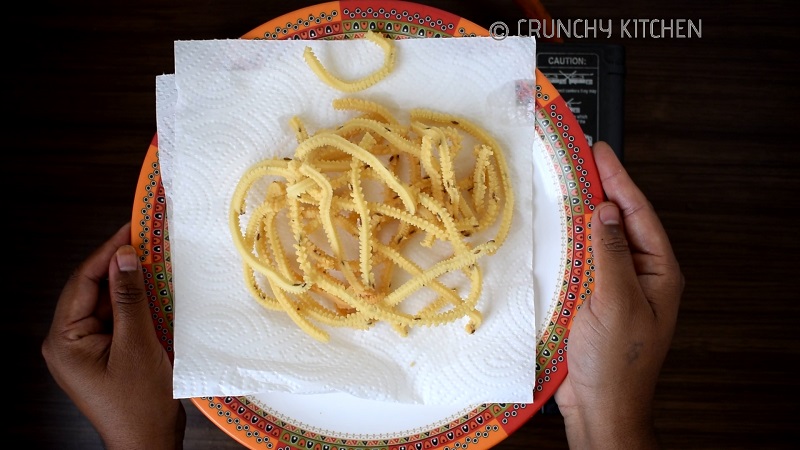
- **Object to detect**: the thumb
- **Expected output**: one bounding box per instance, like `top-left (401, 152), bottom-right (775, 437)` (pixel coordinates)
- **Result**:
top-left (590, 202), bottom-right (642, 312)
top-left (108, 245), bottom-right (158, 351)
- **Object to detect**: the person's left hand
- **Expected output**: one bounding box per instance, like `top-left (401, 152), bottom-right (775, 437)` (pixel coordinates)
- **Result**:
top-left (42, 223), bottom-right (185, 450)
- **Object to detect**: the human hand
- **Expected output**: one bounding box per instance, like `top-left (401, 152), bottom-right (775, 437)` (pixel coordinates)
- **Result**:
top-left (42, 223), bottom-right (185, 450)
top-left (554, 142), bottom-right (684, 449)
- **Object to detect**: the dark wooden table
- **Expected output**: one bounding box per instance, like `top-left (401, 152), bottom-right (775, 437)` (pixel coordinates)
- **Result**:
top-left (10, 0), bottom-right (798, 448)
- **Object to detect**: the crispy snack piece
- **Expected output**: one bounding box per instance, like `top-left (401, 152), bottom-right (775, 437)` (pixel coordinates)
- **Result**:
top-left (230, 98), bottom-right (515, 342)
top-left (303, 30), bottom-right (396, 93)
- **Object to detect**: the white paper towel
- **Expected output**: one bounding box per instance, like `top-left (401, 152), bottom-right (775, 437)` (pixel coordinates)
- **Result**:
top-left (158, 36), bottom-right (538, 405)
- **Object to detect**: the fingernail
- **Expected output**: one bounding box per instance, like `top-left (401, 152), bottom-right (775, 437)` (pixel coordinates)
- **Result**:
top-left (116, 245), bottom-right (140, 272)
top-left (599, 203), bottom-right (620, 225)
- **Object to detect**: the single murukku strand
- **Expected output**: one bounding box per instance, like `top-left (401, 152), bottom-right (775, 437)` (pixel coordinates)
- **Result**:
top-left (289, 116), bottom-right (309, 143)
top-left (413, 181), bottom-right (446, 248)
top-left (407, 153), bottom-right (422, 186)
top-left (299, 163), bottom-right (342, 257)
top-left (235, 157), bottom-right (291, 175)
top-left (416, 124), bottom-right (459, 214)
top-left (436, 132), bottom-right (460, 215)
top-left (415, 207), bottom-right (441, 248)
top-left (350, 159), bottom-right (373, 288)
top-left (303, 144), bottom-right (348, 162)
top-left (237, 190), bottom-right (299, 304)
top-left (332, 97), bottom-right (400, 126)
top-left (263, 209), bottom-right (300, 283)
top-left (255, 284), bottom-right (372, 336)
top-left (419, 135), bottom-right (445, 210)
top-left (386, 153), bottom-right (400, 184)
top-left (376, 222), bottom-right (404, 289)
top-left (392, 323), bottom-right (410, 337)
top-left (230, 211), bottom-right (309, 294)
top-left (246, 285), bottom-right (279, 311)
top-left (442, 126), bottom-right (462, 159)
top-left (415, 288), bottom-right (463, 317)
top-left (307, 298), bottom-right (376, 329)
top-left (303, 30), bottom-right (396, 93)
top-left (251, 221), bottom-right (273, 273)
top-left (242, 264), bottom-right (280, 310)
top-left (266, 274), bottom-right (330, 342)
top-left (358, 131), bottom-right (378, 152)
top-left (472, 144), bottom-right (493, 212)
top-left (338, 257), bottom-right (367, 298)
top-left (312, 159), bottom-right (353, 172)
top-left (230, 164), bottom-right (292, 214)
top-left (464, 310), bottom-right (483, 334)
top-left (287, 194), bottom-right (315, 284)
top-left (455, 195), bottom-right (480, 232)
top-left (475, 163), bottom-right (502, 236)
top-left (295, 293), bottom-right (373, 330)
top-left (241, 201), bottom-right (272, 245)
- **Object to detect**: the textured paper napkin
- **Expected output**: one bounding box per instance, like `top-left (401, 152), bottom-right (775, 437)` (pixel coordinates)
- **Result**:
top-left (157, 36), bottom-right (538, 405)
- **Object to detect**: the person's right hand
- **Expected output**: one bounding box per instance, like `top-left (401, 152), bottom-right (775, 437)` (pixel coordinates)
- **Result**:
top-left (554, 142), bottom-right (684, 449)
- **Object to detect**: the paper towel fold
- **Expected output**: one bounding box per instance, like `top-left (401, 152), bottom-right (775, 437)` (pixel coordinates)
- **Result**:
top-left (157, 36), bottom-right (538, 405)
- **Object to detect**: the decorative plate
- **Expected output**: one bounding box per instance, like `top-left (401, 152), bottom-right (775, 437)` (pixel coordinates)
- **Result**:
top-left (132, 1), bottom-right (603, 448)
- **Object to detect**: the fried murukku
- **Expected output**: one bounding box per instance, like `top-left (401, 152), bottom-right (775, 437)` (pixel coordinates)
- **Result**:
top-left (230, 99), bottom-right (514, 342)
top-left (230, 34), bottom-right (514, 342)
top-left (303, 30), bottom-right (396, 93)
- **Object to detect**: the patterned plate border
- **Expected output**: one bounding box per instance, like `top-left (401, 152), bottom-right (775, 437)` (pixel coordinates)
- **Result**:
top-left (131, 1), bottom-right (604, 448)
